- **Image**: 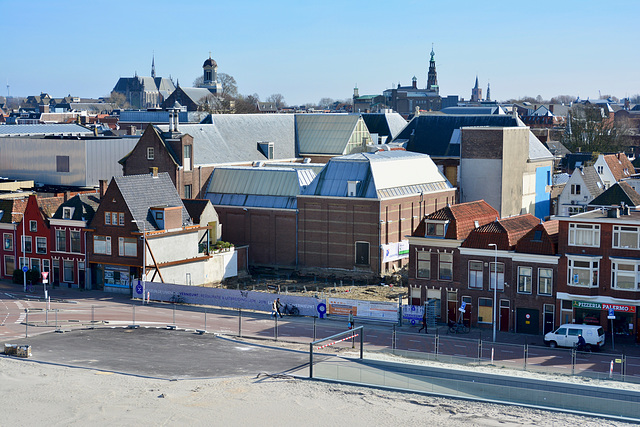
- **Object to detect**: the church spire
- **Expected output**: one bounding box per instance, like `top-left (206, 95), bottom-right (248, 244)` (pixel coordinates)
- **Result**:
top-left (486, 82), bottom-right (491, 102)
top-left (426, 44), bottom-right (438, 94)
top-left (151, 53), bottom-right (156, 79)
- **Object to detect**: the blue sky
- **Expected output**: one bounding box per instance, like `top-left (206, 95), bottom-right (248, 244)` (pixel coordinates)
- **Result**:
top-left (3, 0), bottom-right (639, 106)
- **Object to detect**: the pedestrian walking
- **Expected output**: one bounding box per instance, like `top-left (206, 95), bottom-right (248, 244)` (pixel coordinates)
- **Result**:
top-left (418, 308), bottom-right (427, 333)
top-left (272, 298), bottom-right (283, 318)
top-left (348, 310), bottom-right (354, 329)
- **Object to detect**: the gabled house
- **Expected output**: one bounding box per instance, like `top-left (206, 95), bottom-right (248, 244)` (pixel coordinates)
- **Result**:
top-left (49, 193), bottom-right (100, 288)
top-left (295, 114), bottom-right (373, 162)
top-left (557, 166), bottom-right (604, 216)
top-left (0, 197), bottom-right (28, 279)
top-left (88, 171), bottom-right (233, 293)
top-left (407, 200), bottom-right (499, 315)
top-left (594, 153), bottom-right (636, 189)
top-left (588, 181), bottom-right (640, 210)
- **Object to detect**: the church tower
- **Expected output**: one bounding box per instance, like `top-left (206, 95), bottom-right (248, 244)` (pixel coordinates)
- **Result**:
top-left (426, 46), bottom-right (439, 94)
top-left (151, 54), bottom-right (156, 79)
top-left (486, 82), bottom-right (491, 102)
top-left (471, 76), bottom-right (482, 102)
top-left (200, 52), bottom-right (222, 94)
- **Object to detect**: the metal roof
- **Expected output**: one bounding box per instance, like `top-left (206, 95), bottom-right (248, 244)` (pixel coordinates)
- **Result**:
top-left (295, 114), bottom-right (361, 155)
top-left (158, 114), bottom-right (296, 165)
top-left (303, 150), bottom-right (452, 199)
top-left (528, 131), bottom-right (554, 161)
top-left (362, 112), bottom-right (408, 140)
top-left (119, 110), bottom-right (190, 123)
top-left (0, 124), bottom-right (93, 137)
top-left (206, 166), bottom-right (316, 209)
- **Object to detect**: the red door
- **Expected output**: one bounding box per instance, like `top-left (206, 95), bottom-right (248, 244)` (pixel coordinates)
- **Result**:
top-left (448, 301), bottom-right (457, 323)
top-left (499, 300), bottom-right (510, 332)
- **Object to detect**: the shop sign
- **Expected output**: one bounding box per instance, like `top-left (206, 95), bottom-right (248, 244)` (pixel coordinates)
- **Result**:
top-left (572, 301), bottom-right (601, 309)
top-left (602, 303), bottom-right (636, 313)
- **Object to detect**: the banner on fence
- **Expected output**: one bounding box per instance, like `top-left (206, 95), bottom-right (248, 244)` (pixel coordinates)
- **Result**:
top-left (327, 297), bottom-right (398, 322)
top-left (136, 282), bottom-right (324, 317)
top-left (402, 305), bottom-right (424, 324)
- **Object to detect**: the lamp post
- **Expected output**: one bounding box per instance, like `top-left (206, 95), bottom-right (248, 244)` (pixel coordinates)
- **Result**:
top-left (489, 243), bottom-right (498, 342)
top-left (22, 218), bottom-right (26, 292)
top-left (132, 220), bottom-right (146, 303)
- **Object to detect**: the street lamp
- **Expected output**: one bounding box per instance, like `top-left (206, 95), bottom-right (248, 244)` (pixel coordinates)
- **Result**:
top-left (132, 220), bottom-right (146, 303)
top-left (22, 218), bottom-right (26, 292)
top-left (488, 243), bottom-right (498, 342)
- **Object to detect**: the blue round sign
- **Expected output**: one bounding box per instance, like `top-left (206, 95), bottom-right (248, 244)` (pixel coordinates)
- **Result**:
top-left (22, 266), bottom-right (28, 273)
top-left (317, 303), bottom-right (327, 318)
top-left (135, 283), bottom-right (143, 295)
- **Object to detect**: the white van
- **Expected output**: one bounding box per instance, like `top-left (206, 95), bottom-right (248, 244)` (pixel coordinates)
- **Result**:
top-left (544, 324), bottom-right (605, 350)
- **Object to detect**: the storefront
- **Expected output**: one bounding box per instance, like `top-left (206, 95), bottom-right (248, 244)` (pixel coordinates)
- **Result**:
top-left (91, 263), bottom-right (136, 294)
top-left (571, 300), bottom-right (636, 336)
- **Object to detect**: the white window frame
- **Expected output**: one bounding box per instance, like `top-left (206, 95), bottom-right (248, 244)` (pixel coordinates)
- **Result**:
top-left (22, 236), bottom-right (32, 253)
top-left (70, 230), bottom-right (81, 253)
top-left (118, 237), bottom-right (137, 257)
top-left (517, 266), bottom-right (532, 294)
top-left (29, 220), bottom-right (37, 232)
top-left (468, 260), bottom-right (483, 289)
top-left (426, 221), bottom-right (447, 237)
top-left (63, 259), bottom-right (74, 283)
top-left (36, 236), bottom-right (47, 254)
top-left (489, 262), bottom-right (505, 291)
top-left (56, 229), bottom-right (66, 252)
top-left (105, 211), bottom-right (111, 225)
top-left (613, 225), bottom-right (640, 249)
top-left (538, 268), bottom-right (553, 296)
top-left (567, 256), bottom-right (599, 288)
top-left (416, 251), bottom-right (430, 279)
top-left (4, 233), bottom-right (13, 251)
top-left (93, 235), bottom-right (111, 255)
top-left (610, 258), bottom-right (640, 291)
top-left (62, 207), bottom-right (74, 219)
top-left (438, 252), bottom-right (453, 281)
top-left (568, 223), bottom-right (600, 247)
top-left (147, 147), bottom-right (155, 160)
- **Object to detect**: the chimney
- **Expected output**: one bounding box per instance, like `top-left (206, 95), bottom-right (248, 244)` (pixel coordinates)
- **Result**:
top-left (549, 104), bottom-right (554, 114)
top-left (169, 110), bottom-right (174, 131)
top-left (149, 167), bottom-right (159, 178)
top-left (99, 179), bottom-right (108, 197)
top-left (64, 191), bottom-right (71, 202)
top-left (173, 109), bottom-right (179, 132)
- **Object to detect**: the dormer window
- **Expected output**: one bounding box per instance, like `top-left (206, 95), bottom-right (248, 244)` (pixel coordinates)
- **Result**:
top-left (147, 147), bottom-right (155, 160)
top-left (347, 181), bottom-right (359, 197)
top-left (474, 220), bottom-right (480, 228)
top-left (62, 207), bottom-right (74, 219)
top-left (155, 212), bottom-right (164, 220)
top-left (426, 221), bottom-right (447, 237)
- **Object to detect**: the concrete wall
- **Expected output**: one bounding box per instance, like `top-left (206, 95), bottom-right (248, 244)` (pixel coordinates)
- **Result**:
top-left (147, 231), bottom-right (200, 263)
top-left (147, 250), bottom-right (236, 285)
top-left (460, 158), bottom-right (502, 213)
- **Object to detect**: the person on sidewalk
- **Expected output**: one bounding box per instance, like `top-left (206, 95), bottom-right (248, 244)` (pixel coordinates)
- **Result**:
top-left (272, 298), bottom-right (283, 318)
top-left (348, 310), bottom-right (354, 329)
top-left (418, 309), bottom-right (427, 334)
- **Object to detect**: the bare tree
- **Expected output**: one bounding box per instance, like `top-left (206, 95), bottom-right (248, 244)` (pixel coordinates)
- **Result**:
top-left (549, 95), bottom-right (575, 105)
top-left (218, 73), bottom-right (238, 98)
top-left (193, 76), bottom-right (204, 87)
top-left (562, 104), bottom-right (630, 153)
top-left (265, 93), bottom-right (286, 109)
top-left (108, 91), bottom-right (130, 109)
top-left (318, 97), bottom-right (334, 109)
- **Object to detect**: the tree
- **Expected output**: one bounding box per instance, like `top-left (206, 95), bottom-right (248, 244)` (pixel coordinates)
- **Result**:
top-left (549, 95), bottom-right (575, 105)
top-left (218, 73), bottom-right (238, 98)
top-left (233, 93), bottom-right (260, 114)
top-left (599, 94), bottom-right (619, 103)
top-left (318, 97), bottom-right (334, 109)
top-left (108, 91), bottom-right (130, 109)
top-left (265, 93), bottom-right (286, 109)
top-left (193, 75), bottom-right (204, 86)
top-left (562, 104), bottom-right (630, 153)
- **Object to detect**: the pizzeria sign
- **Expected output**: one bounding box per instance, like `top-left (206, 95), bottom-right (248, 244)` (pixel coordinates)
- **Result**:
top-left (572, 300), bottom-right (636, 313)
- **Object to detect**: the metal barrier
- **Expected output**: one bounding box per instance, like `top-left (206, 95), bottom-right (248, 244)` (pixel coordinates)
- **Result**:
top-left (309, 326), bottom-right (363, 379)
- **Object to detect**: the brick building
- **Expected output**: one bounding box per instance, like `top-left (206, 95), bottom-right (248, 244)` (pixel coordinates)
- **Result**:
top-left (556, 208), bottom-right (640, 342)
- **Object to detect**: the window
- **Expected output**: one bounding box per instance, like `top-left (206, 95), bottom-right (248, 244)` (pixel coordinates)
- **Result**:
top-left (93, 236), bottom-right (111, 255)
top-left (426, 222), bottom-right (445, 237)
top-left (105, 212), bottom-right (111, 225)
top-left (22, 236), bottom-right (32, 253)
top-left (4, 233), bottom-right (13, 251)
top-left (538, 268), bottom-right (553, 295)
top-left (184, 184), bottom-right (192, 199)
top-left (355, 241), bottom-right (370, 265)
top-left (29, 220), bottom-right (37, 232)
top-left (62, 207), bottom-right (73, 219)
top-left (63, 260), bottom-right (74, 283)
top-left (613, 226), bottom-right (640, 249)
top-left (478, 298), bottom-right (492, 324)
top-left (4, 255), bottom-right (15, 276)
top-left (490, 262), bottom-right (505, 290)
top-left (56, 229), bottom-right (66, 252)
top-left (147, 147), bottom-right (155, 160)
top-left (439, 253), bottom-right (453, 281)
top-left (119, 213), bottom-right (125, 226)
top-left (31, 258), bottom-right (40, 273)
top-left (611, 260), bottom-right (639, 290)
top-left (518, 266), bottom-right (532, 293)
top-left (112, 212), bottom-right (118, 225)
top-left (532, 230), bottom-right (542, 241)
top-left (417, 252), bottom-right (430, 278)
top-left (155, 211), bottom-right (164, 220)
top-left (568, 206), bottom-right (585, 215)
top-left (42, 259), bottom-right (50, 273)
top-left (570, 184), bottom-right (581, 195)
top-left (568, 223), bottom-right (600, 247)
top-left (70, 231), bottom-right (81, 253)
top-left (468, 261), bottom-right (483, 288)
top-left (183, 145), bottom-right (192, 171)
top-left (19, 257), bottom-right (28, 269)
top-left (567, 258), bottom-right (599, 287)
top-left (56, 155), bottom-right (70, 173)
top-left (597, 165), bottom-right (604, 174)
top-left (118, 237), bottom-right (137, 257)
top-left (36, 237), bottom-right (47, 254)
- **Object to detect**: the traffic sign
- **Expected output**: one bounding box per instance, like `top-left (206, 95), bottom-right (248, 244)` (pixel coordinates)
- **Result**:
top-left (22, 266), bottom-right (28, 273)
top-left (459, 301), bottom-right (467, 312)
top-left (608, 308), bottom-right (616, 319)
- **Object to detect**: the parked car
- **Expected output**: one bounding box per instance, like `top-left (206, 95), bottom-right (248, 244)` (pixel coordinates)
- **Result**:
top-left (544, 324), bottom-right (605, 351)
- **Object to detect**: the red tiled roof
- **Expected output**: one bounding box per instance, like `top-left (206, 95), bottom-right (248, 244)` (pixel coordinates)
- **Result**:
top-left (515, 220), bottom-right (559, 255)
top-left (415, 200), bottom-right (499, 240)
top-left (604, 153), bottom-right (635, 181)
top-left (462, 214), bottom-right (540, 250)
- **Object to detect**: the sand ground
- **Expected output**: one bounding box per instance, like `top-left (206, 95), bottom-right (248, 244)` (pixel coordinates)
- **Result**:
top-left (0, 355), bottom-right (633, 427)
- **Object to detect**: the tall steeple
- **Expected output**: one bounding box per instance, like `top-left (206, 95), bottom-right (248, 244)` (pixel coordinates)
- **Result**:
top-left (471, 75), bottom-right (483, 102)
top-left (426, 44), bottom-right (438, 94)
top-left (151, 53), bottom-right (156, 79)
top-left (486, 82), bottom-right (491, 102)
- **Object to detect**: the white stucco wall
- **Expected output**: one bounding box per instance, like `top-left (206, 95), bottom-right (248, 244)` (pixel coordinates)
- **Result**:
top-left (460, 158), bottom-right (502, 215)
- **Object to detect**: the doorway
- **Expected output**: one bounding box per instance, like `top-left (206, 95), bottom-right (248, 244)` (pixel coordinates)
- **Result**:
top-left (499, 299), bottom-right (510, 332)
top-left (543, 304), bottom-right (555, 334)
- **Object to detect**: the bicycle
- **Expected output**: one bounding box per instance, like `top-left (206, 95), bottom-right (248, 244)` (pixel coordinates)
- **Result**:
top-left (448, 321), bottom-right (469, 334)
top-left (25, 282), bottom-right (35, 293)
top-left (282, 303), bottom-right (299, 316)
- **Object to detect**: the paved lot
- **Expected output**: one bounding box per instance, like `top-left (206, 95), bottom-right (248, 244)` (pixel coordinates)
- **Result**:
top-left (12, 327), bottom-right (313, 380)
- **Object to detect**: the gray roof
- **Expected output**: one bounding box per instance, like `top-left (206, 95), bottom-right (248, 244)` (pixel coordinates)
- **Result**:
top-left (361, 112), bottom-right (408, 140)
top-left (295, 114), bottom-right (363, 155)
top-left (553, 173), bottom-right (570, 185)
top-left (52, 194), bottom-right (100, 222)
top-left (158, 114), bottom-right (296, 165)
top-left (441, 106), bottom-right (504, 115)
top-left (575, 166), bottom-right (604, 198)
top-left (114, 173), bottom-right (191, 232)
top-left (528, 131), bottom-right (554, 161)
top-left (302, 150), bottom-right (452, 199)
top-left (206, 166), bottom-right (316, 209)
top-left (589, 181), bottom-right (640, 208)
top-left (178, 87), bottom-right (214, 104)
top-left (0, 124), bottom-right (93, 137)
top-left (119, 110), bottom-right (190, 123)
